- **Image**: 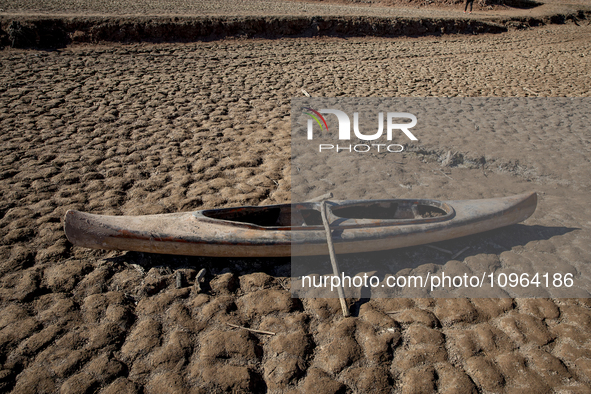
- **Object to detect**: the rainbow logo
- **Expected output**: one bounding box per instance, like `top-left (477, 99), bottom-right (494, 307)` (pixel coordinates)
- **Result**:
top-left (303, 107), bottom-right (328, 133)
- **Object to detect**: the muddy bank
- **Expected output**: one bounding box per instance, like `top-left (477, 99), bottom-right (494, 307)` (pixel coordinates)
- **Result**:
top-left (1, 11), bottom-right (588, 48)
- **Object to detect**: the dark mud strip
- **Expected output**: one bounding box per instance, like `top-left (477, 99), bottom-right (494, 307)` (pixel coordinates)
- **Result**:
top-left (0, 11), bottom-right (588, 49)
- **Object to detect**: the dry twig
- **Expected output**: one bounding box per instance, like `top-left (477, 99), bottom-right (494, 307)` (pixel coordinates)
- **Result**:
top-left (451, 246), bottom-right (470, 260)
top-left (438, 168), bottom-right (453, 180)
top-left (426, 245), bottom-right (453, 254)
top-left (226, 323), bottom-right (276, 336)
top-left (306, 192), bottom-right (333, 202)
top-left (194, 268), bottom-right (206, 293)
top-left (175, 271), bottom-right (183, 288)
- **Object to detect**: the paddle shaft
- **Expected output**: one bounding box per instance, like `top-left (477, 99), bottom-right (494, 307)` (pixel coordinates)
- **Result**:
top-left (321, 200), bottom-right (351, 318)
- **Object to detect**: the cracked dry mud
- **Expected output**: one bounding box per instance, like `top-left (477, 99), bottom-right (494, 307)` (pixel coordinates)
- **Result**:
top-left (1, 21), bottom-right (591, 394)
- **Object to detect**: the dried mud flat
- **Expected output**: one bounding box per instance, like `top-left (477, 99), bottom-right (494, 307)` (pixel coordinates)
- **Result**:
top-left (1, 21), bottom-right (591, 394)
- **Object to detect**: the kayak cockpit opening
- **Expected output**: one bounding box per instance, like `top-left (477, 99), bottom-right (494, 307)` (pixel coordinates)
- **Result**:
top-left (331, 201), bottom-right (447, 220)
top-left (200, 205), bottom-right (326, 227)
top-left (325, 199), bottom-right (454, 227)
top-left (201, 206), bottom-right (292, 227)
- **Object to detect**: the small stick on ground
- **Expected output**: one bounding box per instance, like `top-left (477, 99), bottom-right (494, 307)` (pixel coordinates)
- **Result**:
top-left (226, 323), bottom-right (276, 336)
top-left (306, 192), bottom-right (333, 202)
top-left (321, 200), bottom-right (351, 318)
top-left (426, 245), bottom-right (453, 254)
top-left (301, 88), bottom-right (311, 97)
top-left (451, 246), bottom-right (470, 260)
top-left (438, 168), bottom-right (453, 180)
top-left (194, 268), bottom-right (206, 293)
top-left (196, 268), bottom-right (206, 281)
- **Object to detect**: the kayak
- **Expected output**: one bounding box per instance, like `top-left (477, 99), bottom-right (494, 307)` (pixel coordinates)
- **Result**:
top-left (64, 192), bottom-right (537, 257)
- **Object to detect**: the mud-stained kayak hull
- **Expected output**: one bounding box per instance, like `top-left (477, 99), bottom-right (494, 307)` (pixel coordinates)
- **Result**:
top-left (64, 192), bottom-right (537, 257)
